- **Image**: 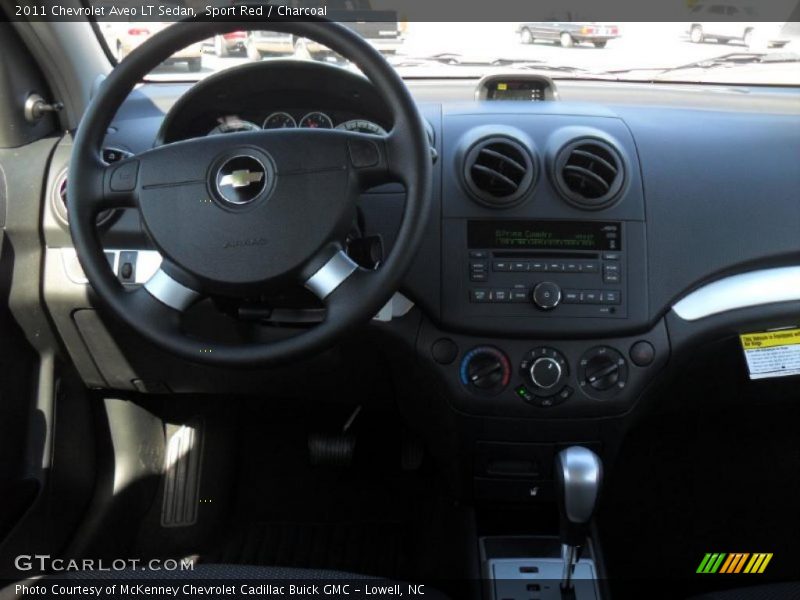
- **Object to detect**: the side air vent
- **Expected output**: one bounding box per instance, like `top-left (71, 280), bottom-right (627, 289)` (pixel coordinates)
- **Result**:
top-left (52, 150), bottom-right (130, 226)
top-left (553, 138), bottom-right (625, 209)
top-left (463, 137), bottom-right (535, 208)
top-left (52, 169), bottom-right (114, 226)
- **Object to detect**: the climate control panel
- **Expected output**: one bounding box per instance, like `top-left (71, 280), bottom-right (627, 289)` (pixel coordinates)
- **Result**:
top-left (424, 320), bottom-right (669, 419)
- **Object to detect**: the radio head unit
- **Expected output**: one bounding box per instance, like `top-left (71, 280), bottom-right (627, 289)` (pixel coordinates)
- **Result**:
top-left (464, 219), bottom-right (625, 317)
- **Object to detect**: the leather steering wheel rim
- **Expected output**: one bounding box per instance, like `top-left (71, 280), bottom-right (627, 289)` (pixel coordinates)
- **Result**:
top-left (68, 17), bottom-right (432, 367)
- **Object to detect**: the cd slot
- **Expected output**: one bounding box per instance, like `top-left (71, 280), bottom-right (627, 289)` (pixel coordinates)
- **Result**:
top-left (492, 251), bottom-right (599, 259)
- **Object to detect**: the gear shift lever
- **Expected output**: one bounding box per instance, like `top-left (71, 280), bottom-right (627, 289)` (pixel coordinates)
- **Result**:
top-left (555, 446), bottom-right (602, 595)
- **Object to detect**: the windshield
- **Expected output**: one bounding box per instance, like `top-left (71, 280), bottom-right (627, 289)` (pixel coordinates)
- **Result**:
top-left (95, 18), bottom-right (800, 85)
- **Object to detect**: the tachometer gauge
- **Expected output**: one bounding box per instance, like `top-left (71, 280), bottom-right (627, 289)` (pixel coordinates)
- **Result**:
top-left (335, 120), bottom-right (387, 135)
top-left (262, 112), bottom-right (297, 129)
top-left (207, 117), bottom-right (260, 136)
top-left (299, 112), bottom-right (334, 129)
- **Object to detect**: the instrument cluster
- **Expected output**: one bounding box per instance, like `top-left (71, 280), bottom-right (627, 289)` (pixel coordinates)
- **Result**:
top-left (207, 111), bottom-right (387, 136)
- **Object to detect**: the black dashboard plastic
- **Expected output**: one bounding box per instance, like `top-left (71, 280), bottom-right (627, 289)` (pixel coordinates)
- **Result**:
top-left (40, 68), bottom-right (800, 404)
top-left (156, 60), bottom-right (393, 143)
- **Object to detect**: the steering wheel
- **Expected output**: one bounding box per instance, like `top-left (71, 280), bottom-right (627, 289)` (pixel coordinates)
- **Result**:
top-left (68, 17), bottom-right (432, 367)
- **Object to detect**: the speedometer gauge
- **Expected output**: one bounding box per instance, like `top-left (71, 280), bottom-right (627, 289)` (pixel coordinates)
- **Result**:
top-left (263, 112), bottom-right (297, 129)
top-left (335, 120), bottom-right (387, 135)
top-left (299, 112), bottom-right (333, 129)
top-left (207, 117), bottom-right (260, 136)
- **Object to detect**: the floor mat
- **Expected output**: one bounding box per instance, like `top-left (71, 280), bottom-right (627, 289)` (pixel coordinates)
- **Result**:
top-left (598, 342), bottom-right (800, 599)
top-left (200, 402), bottom-right (469, 586)
top-left (212, 521), bottom-right (409, 578)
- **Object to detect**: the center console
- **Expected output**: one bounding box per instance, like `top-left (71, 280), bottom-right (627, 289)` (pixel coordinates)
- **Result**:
top-left (424, 108), bottom-right (663, 420)
top-left (482, 537), bottom-right (601, 600)
top-left (404, 109), bottom-right (668, 567)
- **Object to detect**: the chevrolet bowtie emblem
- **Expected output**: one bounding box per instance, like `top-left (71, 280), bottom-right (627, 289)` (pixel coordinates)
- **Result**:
top-left (219, 169), bottom-right (264, 189)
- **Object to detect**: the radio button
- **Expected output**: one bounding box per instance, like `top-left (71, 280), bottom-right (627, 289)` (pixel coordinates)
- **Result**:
top-left (470, 262), bottom-right (487, 276)
top-left (580, 290), bottom-right (601, 304)
top-left (470, 289), bottom-right (489, 302)
top-left (470, 271), bottom-right (488, 282)
top-left (531, 261), bottom-right (546, 272)
top-left (532, 282), bottom-right (562, 310)
top-left (563, 290), bottom-right (581, 304)
top-left (490, 289), bottom-right (510, 302)
top-left (493, 261), bottom-right (511, 272)
top-left (511, 289), bottom-right (529, 302)
top-left (603, 263), bottom-right (621, 283)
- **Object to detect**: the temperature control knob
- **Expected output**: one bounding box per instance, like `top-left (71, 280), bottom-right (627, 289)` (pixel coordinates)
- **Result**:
top-left (531, 282), bottom-right (562, 310)
top-left (460, 346), bottom-right (511, 394)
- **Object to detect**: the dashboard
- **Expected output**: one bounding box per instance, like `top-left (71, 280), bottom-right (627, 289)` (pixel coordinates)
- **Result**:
top-left (156, 60), bottom-right (392, 144)
top-left (35, 61), bottom-right (800, 417)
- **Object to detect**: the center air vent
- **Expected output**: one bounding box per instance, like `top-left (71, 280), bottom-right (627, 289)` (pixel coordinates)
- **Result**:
top-left (553, 138), bottom-right (625, 210)
top-left (463, 137), bottom-right (535, 208)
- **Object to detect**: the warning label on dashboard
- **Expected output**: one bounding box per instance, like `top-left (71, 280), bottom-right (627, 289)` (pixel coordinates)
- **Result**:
top-left (740, 328), bottom-right (800, 380)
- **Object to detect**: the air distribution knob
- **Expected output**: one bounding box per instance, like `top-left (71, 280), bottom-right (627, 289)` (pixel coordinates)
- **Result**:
top-left (578, 346), bottom-right (628, 397)
top-left (532, 281), bottom-right (562, 310)
top-left (584, 354), bottom-right (620, 391)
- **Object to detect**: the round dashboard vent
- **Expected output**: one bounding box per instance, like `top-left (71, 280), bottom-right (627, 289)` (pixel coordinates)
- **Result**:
top-left (463, 137), bottom-right (535, 208)
top-left (52, 170), bottom-right (114, 226)
top-left (52, 150), bottom-right (130, 226)
top-left (553, 138), bottom-right (625, 209)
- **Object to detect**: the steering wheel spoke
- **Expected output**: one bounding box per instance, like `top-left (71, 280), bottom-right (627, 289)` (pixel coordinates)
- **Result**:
top-left (143, 264), bottom-right (204, 312)
top-left (303, 248), bottom-right (360, 301)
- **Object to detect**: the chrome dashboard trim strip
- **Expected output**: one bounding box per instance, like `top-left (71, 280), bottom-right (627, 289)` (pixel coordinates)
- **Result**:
top-left (672, 266), bottom-right (800, 321)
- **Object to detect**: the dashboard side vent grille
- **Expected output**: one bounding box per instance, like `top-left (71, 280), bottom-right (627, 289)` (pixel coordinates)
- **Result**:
top-left (52, 150), bottom-right (129, 226)
top-left (554, 139), bottom-right (625, 209)
top-left (463, 137), bottom-right (535, 207)
top-left (52, 169), bottom-right (114, 226)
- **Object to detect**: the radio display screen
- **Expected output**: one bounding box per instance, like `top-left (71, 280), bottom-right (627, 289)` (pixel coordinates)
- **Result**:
top-left (468, 220), bottom-right (620, 251)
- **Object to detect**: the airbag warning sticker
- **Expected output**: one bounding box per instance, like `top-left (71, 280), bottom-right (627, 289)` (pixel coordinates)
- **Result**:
top-left (740, 329), bottom-right (800, 380)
